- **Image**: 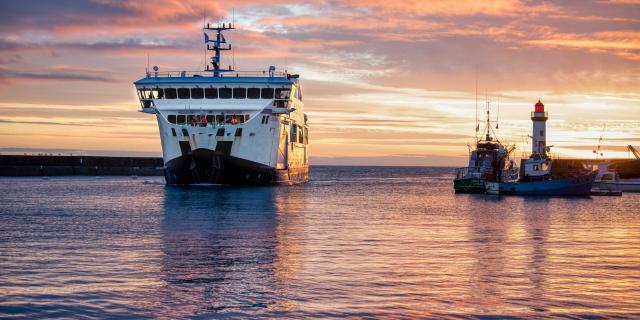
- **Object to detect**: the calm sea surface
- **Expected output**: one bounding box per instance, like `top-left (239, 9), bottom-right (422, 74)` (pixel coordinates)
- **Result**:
top-left (1, 166), bottom-right (639, 319)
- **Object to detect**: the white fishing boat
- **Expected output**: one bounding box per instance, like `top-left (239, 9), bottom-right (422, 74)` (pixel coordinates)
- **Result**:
top-left (591, 162), bottom-right (622, 196)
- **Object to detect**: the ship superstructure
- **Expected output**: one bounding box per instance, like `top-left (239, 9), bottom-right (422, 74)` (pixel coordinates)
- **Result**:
top-left (134, 23), bottom-right (309, 185)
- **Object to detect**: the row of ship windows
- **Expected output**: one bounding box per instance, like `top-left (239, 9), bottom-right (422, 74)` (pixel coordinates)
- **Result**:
top-left (169, 118), bottom-right (309, 145)
top-left (167, 114), bottom-right (250, 125)
top-left (139, 87), bottom-right (297, 100)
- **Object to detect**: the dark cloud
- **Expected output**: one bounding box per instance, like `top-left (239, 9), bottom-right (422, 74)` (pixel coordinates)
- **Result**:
top-left (0, 67), bottom-right (116, 83)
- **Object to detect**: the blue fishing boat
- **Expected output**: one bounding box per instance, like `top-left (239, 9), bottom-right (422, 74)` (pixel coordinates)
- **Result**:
top-left (486, 100), bottom-right (596, 196)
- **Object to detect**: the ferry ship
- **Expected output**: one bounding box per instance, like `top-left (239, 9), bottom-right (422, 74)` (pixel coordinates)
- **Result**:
top-left (134, 23), bottom-right (309, 185)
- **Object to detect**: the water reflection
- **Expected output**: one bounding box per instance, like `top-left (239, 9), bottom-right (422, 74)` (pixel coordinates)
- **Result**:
top-left (158, 186), bottom-right (283, 316)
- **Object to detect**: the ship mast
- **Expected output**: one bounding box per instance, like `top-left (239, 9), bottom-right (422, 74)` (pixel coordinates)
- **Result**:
top-left (203, 22), bottom-right (235, 77)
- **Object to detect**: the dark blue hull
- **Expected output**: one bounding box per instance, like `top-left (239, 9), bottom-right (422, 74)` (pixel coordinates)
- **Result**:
top-left (495, 171), bottom-right (597, 196)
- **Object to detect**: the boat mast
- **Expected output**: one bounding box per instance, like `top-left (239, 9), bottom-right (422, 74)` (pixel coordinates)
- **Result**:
top-left (204, 22), bottom-right (235, 77)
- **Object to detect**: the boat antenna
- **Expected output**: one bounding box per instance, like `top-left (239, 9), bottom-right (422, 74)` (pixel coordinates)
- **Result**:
top-left (495, 95), bottom-right (500, 129)
top-left (232, 8), bottom-right (235, 71)
top-left (203, 17), bottom-right (235, 76)
top-left (475, 67), bottom-right (479, 141)
top-left (203, 8), bottom-right (207, 71)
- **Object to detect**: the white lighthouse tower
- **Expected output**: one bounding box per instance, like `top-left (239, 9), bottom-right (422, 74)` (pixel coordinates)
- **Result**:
top-left (531, 100), bottom-right (548, 158)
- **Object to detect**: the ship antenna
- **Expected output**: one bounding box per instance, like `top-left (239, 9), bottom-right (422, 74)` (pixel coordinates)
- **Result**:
top-left (496, 95), bottom-right (500, 129)
top-left (475, 67), bottom-right (479, 141)
top-left (203, 16), bottom-right (235, 76)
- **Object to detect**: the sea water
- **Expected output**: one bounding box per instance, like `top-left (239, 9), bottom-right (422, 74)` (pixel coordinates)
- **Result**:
top-left (1, 166), bottom-right (639, 318)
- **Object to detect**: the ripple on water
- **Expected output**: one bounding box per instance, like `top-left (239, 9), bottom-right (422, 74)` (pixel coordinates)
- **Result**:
top-left (1, 168), bottom-right (640, 318)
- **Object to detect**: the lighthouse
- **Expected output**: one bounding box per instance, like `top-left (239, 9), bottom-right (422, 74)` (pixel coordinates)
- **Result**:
top-left (531, 100), bottom-right (548, 157)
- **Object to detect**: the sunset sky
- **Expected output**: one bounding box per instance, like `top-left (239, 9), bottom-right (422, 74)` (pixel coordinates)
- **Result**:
top-left (0, 0), bottom-right (639, 166)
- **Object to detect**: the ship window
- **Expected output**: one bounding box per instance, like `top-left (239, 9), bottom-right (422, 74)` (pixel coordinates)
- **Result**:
top-left (178, 88), bottom-right (190, 99)
top-left (298, 126), bottom-right (304, 144)
top-left (216, 115), bottom-right (225, 124)
top-left (216, 128), bottom-right (225, 136)
top-left (171, 128), bottom-right (176, 136)
top-left (275, 88), bottom-right (291, 99)
top-left (261, 88), bottom-right (274, 99)
top-left (540, 130), bottom-right (544, 136)
top-left (247, 88), bottom-right (260, 99)
top-left (187, 115), bottom-right (195, 125)
top-left (534, 164), bottom-right (539, 171)
top-left (290, 124), bottom-right (297, 143)
top-left (167, 115), bottom-right (176, 124)
top-left (541, 162), bottom-right (549, 171)
top-left (151, 88), bottom-right (162, 99)
top-left (235, 128), bottom-right (243, 137)
top-left (206, 115), bottom-right (214, 123)
top-left (176, 115), bottom-right (185, 124)
top-left (182, 128), bottom-right (189, 137)
top-left (205, 87), bottom-right (218, 99)
top-left (225, 115), bottom-right (242, 124)
top-left (219, 88), bottom-right (232, 99)
top-left (304, 127), bottom-right (309, 144)
top-left (233, 87), bottom-right (246, 99)
top-left (156, 88), bottom-right (164, 99)
top-left (244, 114), bottom-right (250, 122)
top-left (139, 88), bottom-right (151, 99)
top-left (164, 88), bottom-right (177, 99)
top-left (191, 88), bottom-right (204, 99)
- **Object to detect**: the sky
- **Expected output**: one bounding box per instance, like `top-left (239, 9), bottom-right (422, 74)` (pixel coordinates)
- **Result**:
top-left (0, 0), bottom-right (639, 166)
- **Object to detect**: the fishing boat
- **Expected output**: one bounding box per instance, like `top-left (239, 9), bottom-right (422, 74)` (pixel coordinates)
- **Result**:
top-left (133, 22), bottom-right (309, 185)
top-left (486, 100), bottom-right (596, 196)
top-left (454, 102), bottom-right (518, 193)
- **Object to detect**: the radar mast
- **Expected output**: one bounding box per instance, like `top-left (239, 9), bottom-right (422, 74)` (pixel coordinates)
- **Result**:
top-left (203, 22), bottom-right (235, 77)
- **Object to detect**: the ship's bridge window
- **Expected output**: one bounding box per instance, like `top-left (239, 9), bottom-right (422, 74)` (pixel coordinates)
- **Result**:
top-left (167, 115), bottom-right (176, 124)
top-left (191, 88), bottom-right (204, 99)
top-left (138, 88), bottom-right (152, 99)
top-left (275, 88), bottom-right (291, 100)
top-left (233, 88), bottom-right (246, 99)
top-left (154, 88), bottom-right (164, 99)
top-left (261, 88), bottom-right (274, 99)
top-left (205, 87), bottom-right (218, 99)
top-left (219, 88), bottom-right (232, 99)
top-left (176, 115), bottom-right (185, 124)
top-left (178, 88), bottom-right (190, 99)
top-left (206, 115), bottom-right (214, 123)
top-left (216, 115), bottom-right (225, 124)
top-left (247, 88), bottom-right (260, 99)
top-left (164, 88), bottom-right (177, 99)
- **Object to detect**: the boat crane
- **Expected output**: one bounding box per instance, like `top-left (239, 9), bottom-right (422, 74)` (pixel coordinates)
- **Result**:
top-left (629, 145), bottom-right (640, 160)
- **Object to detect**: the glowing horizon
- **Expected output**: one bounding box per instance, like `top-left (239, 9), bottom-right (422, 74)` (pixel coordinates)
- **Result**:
top-left (1, 0), bottom-right (639, 166)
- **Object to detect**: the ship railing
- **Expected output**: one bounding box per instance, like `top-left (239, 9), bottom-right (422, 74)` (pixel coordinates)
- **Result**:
top-left (145, 70), bottom-right (290, 79)
top-left (455, 167), bottom-right (483, 179)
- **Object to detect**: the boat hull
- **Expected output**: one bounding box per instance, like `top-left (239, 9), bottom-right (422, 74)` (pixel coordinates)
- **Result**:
top-left (164, 148), bottom-right (308, 186)
top-left (493, 172), bottom-right (597, 196)
top-left (453, 177), bottom-right (485, 193)
top-left (598, 179), bottom-right (640, 192)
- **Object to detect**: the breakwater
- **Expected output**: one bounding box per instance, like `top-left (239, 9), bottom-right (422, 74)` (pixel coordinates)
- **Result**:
top-left (0, 155), bottom-right (164, 176)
